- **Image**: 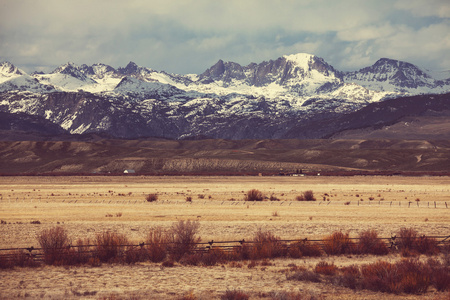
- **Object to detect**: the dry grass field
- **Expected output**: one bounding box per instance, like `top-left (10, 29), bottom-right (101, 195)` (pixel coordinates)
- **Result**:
top-left (0, 175), bottom-right (449, 299)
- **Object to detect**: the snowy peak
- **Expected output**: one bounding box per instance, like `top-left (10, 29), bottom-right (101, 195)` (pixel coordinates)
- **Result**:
top-left (80, 63), bottom-right (119, 79)
top-left (51, 62), bottom-right (92, 82)
top-left (198, 53), bottom-right (342, 88)
top-left (345, 58), bottom-right (435, 89)
top-left (0, 62), bottom-right (24, 83)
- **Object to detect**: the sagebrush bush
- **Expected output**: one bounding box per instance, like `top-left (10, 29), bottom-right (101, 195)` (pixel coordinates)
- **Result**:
top-left (288, 240), bottom-right (322, 258)
top-left (428, 258), bottom-right (450, 291)
top-left (146, 193), bottom-right (158, 202)
top-left (296, 190), bottom-right (316, 201)
top-left (95, 231), bottom-right (129, 263)
top-left (146, 226), bottom-right (170, 262)
top-left (250, 229), bottom-right (286, 259)
top-left (244, 189), bottom-right (264, 201)
top-left (398, 227), bottom-right (418, 252)
top-left (169, 220), bottom-right (201, 260)
top-left (361, 259), bottom-right (432, 294)
top-left (357, 229), bottom-right (389, 255)
top-left (37, 226), bottom-right (71, 265)
top-left (315, 261), bottom-right (338, 276)
top-left (416, 235), bottom-right (440, 255)
top-left (323, 231), bottom-right (356, 255)
top-left (221, 289), bottom-right (249, 300)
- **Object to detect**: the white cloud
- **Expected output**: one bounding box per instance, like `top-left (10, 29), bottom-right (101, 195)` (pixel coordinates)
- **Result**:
top-left (395, 0), bottom-right (450, 18)
top-left (0, 0), bottom-right (449, 74)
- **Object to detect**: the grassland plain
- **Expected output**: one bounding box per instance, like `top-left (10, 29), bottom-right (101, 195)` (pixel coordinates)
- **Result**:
top-left (0, 175), bottom-right (449, 299)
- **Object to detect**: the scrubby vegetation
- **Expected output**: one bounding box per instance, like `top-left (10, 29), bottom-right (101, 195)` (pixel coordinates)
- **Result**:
top-left (1, 224), bottom-right (448, 296)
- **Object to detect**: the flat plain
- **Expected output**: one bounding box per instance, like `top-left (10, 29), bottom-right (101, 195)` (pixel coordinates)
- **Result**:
top-left (0, 175), bottom-right (449, 299)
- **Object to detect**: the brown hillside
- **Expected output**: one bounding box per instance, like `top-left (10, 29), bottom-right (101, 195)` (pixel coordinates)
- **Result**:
top-left (1, 139), bottom-right (449, 174)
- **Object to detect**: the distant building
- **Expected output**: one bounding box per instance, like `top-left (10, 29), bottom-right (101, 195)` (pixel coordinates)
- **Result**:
top-left (123, 169), bottom-right (135, 174)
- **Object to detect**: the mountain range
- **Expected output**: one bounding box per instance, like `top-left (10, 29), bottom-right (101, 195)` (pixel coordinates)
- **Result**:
top-left (0, 53), bottom-right (449, 140)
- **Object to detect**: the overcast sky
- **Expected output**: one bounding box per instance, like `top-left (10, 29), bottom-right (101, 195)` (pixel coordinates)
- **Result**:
top-left (1, 0), bottom-right (449, 74)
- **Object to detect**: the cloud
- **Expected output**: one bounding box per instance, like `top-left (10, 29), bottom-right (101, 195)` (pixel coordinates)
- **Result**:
top-left (0, 0), bottom-right (449, 74)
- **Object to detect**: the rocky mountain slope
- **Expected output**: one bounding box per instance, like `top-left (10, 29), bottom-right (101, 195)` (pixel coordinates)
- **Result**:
top-left (0, 53), bottom-right (449, 139)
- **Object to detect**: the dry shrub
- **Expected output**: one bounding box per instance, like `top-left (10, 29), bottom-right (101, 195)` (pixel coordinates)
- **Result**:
top-left (416, 235), bottom-right (440, 255)
top-left (428, 258), bottom-right (450, 291)
top-left (250, 229), bottom-right (286, 259)
top-left (179, 253), bottom-right (202, 266)
top-left (228, 244), bottom-right (251, 261)
top-left (398, 227), bottom-right (418, 252)
top-left (201, 247), bottom-right (226, 266)
top-left (287, 269), bottom-right (321, 283)
top-left (288, 240), bottom-right (322, 258)
top-left (145, 226), bottom-right (170, 262)
top-left (269, 291), bottom-right (314, 300)
top-left (315, 261), bottom-right (338, 276)
top-left (323, 231), bottom-right (356, 255)
top-left (0, 250), bottom-right (40, 268)
top-left (179, 291), bottom-right (197, 300)
top-left (396, 259), bottom-right (431, 294)
top-left (37, 226), bottom-right (71, 265)
top-left (357, 229), bottom-right (389, 255)
top-left (296, 190), bottom-right (316, 201)
top-left (169, 220), bottom-right (201, 260)
top-left (361, 260), bottom-right (399, 293)
top-left (145, 193), bottom-right (158, 202)
top-left (244, 189), bottom-right (264, 201)
top-left (95, 231), bottom-right (129, 263)
top-left (336, 265), bottom-right (361, 290)
top-left (221, 289), bottom-right (250, 300)
top-left (60, 238), bottom-right (93, 265)
top-left (361, 259), bottom-right (432, 294)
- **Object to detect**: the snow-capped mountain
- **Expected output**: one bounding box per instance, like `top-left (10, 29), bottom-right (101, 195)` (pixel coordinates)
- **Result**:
top-left (0, 53), bottom-right (449, 139)
top-left (344, 58), bottom-right (446, 92)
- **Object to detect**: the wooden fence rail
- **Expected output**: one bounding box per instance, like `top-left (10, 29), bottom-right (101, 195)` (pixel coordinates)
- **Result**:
top-left (1, 235), bottom-right (448, 265)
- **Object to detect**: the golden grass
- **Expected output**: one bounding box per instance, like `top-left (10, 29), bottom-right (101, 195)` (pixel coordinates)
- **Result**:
top-left (0, 176), bottom-right (449, 299)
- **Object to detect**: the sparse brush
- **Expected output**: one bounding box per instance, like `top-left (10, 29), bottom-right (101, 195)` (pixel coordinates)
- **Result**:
top-left (416, 235), bottom-right (440, 255)
top-left (145, 193), bottom-right (158, 202)
top-left (94, 231), bottom-right (129, 263)
top-left (221, 289), bottom-right (250, 300)
top-left (197, 194), bottom-right (205, 199)
top-left (398, 227), bottom-right (418, 254)
top-left (357, 229), bottom-right (389, 255)
top-left (244, 189), bottom-right (264, 201)
top-left (146, 226), bottom-right (170, 262)
top-left (269, 194), bottom-right (279, 201)
top-left (296, 190), bottom-right (316, 201)
top-left (37, 226), bottom-right (71, 265)
top-left (323, 231), bottom-right (356, 255)
top-left (186, 196), bottom-right (192, 202)
top-left (287, 269), bottom-right (321, 283)
top-left (251, 229), bottom-right (286, 259)
top-left (169, 220), bottom-right (201, 260)
top-left (288, 240), bottom-right (322, 258)
top-left (315, 261), bottom-right (338, 276)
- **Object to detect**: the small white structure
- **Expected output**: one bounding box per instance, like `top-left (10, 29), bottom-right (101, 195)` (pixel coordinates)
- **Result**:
top-left (123, 169), bottom-right (136, 174)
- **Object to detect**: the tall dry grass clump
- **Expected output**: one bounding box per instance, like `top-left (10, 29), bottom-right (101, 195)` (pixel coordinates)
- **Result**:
top-left (169, 220), bottom-right (201, 260)
top-left (323, 231), bottom-right (356, 255)
top-left (37, 226), bottom-right (71, 265)
top-left (244, 189), bottom-right (264, 201)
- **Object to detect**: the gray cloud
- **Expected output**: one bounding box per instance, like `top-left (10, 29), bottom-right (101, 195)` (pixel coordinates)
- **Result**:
top-left (0, 0), bottom-right (449, 74)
